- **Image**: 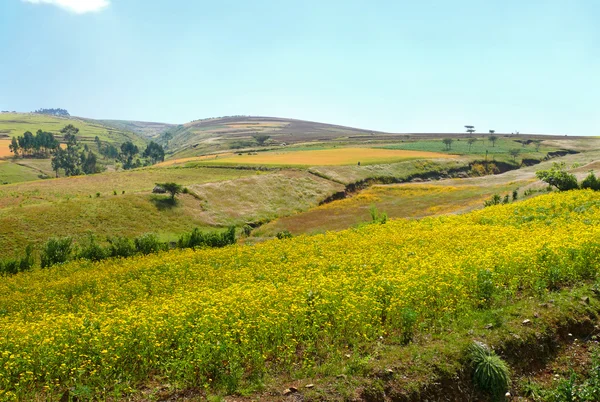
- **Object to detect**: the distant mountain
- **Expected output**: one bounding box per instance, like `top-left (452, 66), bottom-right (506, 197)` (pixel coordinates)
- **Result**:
top-left (97, 120), bottom-right (175, 140)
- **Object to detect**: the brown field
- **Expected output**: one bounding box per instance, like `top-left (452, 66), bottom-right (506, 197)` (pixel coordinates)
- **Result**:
top-left (0, 140), bottom-right (13, 157)
top-left (155, 153), bottom-right (235, 167)
top-left (199, 147), bottom-right (456, 167)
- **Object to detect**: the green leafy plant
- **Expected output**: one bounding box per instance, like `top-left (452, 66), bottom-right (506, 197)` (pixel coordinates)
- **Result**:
top-left (41, 237), bottom-right (73, 268)
top-left (536, 162), bottom-right (578, 191)
top-left (467, 341), bottom-right (511, 398)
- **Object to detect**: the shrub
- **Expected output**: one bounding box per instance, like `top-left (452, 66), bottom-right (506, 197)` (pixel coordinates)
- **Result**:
top-left (581, 171), bottom-right (600, 191)
top-left (41, 237), bottom-right (73, 268)
top-left (177, 227), bottom-right (236, 249)
top-left (77, 234), bottom-right (107, 262)
top-left (242, 224), bottom-right (252, 237)
top-left (276, 230), bottom-right (293, 240)
top-left (0, 245), bottom-right (35, 276)
top-left (484, 194), bottom-right (502, 207)
top-left (106, 236), bottom-right (136, 258)
top-left (400, 308), bottom-right (418, 344)
top-left (536, 162), bottom-right (578, 191)
top-left (369, 205), bottom-right (388, 224)
top-left (134, 233), bottom-right (165, 255)
top-left (467, 341), bottom-right (511, 398)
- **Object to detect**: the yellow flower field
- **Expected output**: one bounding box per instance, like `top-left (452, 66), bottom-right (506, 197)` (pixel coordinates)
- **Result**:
top-left (1, 190), bottom-right (600, 399)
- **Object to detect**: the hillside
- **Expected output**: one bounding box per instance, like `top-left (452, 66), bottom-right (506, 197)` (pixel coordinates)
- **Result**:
top-left (0, 113), bottom-right (146, 148)
top-left (1, 190), bottom-right (600, 400)
top-left (154, 116), bottom-right (385, 158)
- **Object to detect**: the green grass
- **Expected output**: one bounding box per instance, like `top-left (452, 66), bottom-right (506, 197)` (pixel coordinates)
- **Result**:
top-left (381, 137), bottom-right (555, 157)
top-left (0, 113), bottom-right (146, 148)
top-left (0, 161), bottom-right (41, 184)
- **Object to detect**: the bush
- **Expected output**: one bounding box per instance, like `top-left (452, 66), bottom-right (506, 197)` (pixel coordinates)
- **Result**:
top-left (536, 162), bottom-right (578, 191)
top-left (467, 341), bottom-right (511, 398)
top-left (242, 224), bottom-right (252, 237)
top-left (106, 236), bottom-right (136, 258)
top-left (134, 233), bottom-right (165, 255)
top-left (484, 194), bottom-right (502, 207)
top-left (581, 171), bottom-right (600, 191)
top-left (369, 205), bottom-right (388, 224)
top-left (177, 227), bottom-right (236, 249)
top-left (276, 230), bottom-right (293, 240)
top-left (0, 245), bottom-right (35, 276)
top-left (41, 237), bottom-right (73, 268)
top-left (77, 234), bottom-right (107, 262)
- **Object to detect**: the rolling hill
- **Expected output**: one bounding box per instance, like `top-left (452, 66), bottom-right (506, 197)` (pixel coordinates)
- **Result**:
top-left (102, 116), bottom-right (386, 159)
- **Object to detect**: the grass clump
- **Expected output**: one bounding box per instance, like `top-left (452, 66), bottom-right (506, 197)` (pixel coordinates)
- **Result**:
top-left (467, 341), bottom-right (511, 399)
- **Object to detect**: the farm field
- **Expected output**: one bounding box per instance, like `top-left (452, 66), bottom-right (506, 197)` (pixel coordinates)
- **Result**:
top-left (1, 190), bottom-right (600, 400)
top-left (198, 147), bottom-right (457, 167)
top-left (256, 180), bottom-right (531, 237)
top-left (381, 137), bottom-right (552, 156)
top-left (0, 113), bottom-right (145, 148)
top-left (0, 140), bottom-right (12, 157)
top-left (258, 149), bottom-right (600, 237)
top-left (0, 161), bottom-right (41, 184)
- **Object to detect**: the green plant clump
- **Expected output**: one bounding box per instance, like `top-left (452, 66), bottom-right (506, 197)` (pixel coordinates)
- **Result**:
top-left (467, 341), bottom-right (511, 398)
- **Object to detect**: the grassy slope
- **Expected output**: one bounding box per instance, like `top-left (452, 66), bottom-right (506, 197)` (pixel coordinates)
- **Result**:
top-left (0, 113), bottom-right (148, 184)
top-left (0, 113), bottom-right (145, 147)
top-left (0, 167), bottom-right (343, 257)
top-left (163, 116), bottom-right (383, 158)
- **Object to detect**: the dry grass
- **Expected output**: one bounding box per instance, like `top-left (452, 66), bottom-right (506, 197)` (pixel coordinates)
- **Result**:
top-left (255, 181), bottom-right (529, 237)
top-left (0, 140), bottom-right (13, 157)
top-left (187, 170), bottom-right (344, 225)
top-left (199, 147), bottom-right (456, 167)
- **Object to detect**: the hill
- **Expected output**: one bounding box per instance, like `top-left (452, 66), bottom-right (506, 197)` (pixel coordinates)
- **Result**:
top-left (0, 113), bottom-right (148, 184)
top-left (152, 116), bottom-right (384, 158)
top-left (1, 190), bottom-right (600, 400)
top-left (0, 112), bottom-right (146, 148)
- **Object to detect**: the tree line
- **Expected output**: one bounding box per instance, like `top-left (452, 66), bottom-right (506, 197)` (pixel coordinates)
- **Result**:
top-left (9, 124), bottom-right (165, 177)
top-left (0, 226), bottom-right (236, 276)
top-left (33, 108), bottom-right (70, 116)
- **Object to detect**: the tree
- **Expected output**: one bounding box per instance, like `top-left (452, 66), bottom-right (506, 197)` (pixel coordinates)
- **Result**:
top-left (442, 138), bottom-right (454, 150)
top-left (81, 151), bottom-right (98, 174)
top-left (465, 125), bottom-right (475, 134)
top-left (8, 137), bottom-right (19, 157)
top-left (489, 135), bottom-right (498, 147)
top-left (120, 141), bottom-right (139, 169)
top-left (252, 134), bottom-right (271, 146)
top-left (156, 182), bottom-right (183, 200)
top-left (581, 171), bottom-right (600, 191)
top-left (467, 137), bottom-right (477, 151)
top-left (143, 141), bottom-right (165, 164)
top-left (489, 130), bottom-right (495, 134)
top-left (532, 139), bottom-right (542, 152)
top-left (536, 162), bottom-right (579, 191)
top-left (508, 148), bottom-right (520, 162)
top-left (51, 147), bottom-right (67, 177)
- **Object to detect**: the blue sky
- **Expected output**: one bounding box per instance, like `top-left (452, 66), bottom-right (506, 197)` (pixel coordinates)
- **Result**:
top-left (1, 0), bottom-right (599, 134)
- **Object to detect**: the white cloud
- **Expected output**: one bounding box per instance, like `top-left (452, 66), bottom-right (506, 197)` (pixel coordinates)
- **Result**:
top-left (22, 0), bottom-right (110, 14)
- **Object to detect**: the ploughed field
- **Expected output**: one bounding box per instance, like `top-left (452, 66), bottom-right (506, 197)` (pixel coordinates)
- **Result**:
top-left (1, 190), bottom-right (600, 400)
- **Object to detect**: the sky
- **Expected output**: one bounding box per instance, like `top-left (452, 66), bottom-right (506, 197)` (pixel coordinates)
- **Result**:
top-left (1, 0), bottom-right (599, 135)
